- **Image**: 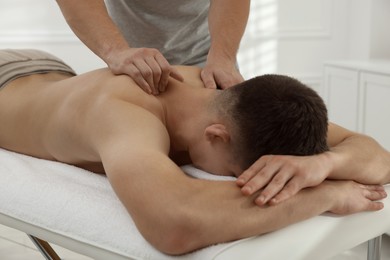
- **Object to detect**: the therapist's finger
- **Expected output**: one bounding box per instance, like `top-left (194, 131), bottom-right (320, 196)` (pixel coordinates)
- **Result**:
top-left (215, 73), bottom-right (244, 90)
top-left (201, 69), bottom-right (217, 89)
top-left (126, 64), bottom-right (152, 94)
top-left (155, 53), bottom-right (172, 92)
top-left (145, 56), bottom-right (162, 94)
top-left (134, 60), bottom-right (155, 94)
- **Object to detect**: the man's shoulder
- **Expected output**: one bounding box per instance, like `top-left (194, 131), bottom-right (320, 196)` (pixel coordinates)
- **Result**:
top-left (172, 66), bottom-right (204, 89)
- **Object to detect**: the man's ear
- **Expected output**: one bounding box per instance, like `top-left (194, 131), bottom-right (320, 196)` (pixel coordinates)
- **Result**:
top-left (204, 124), bottom-right (230, 143)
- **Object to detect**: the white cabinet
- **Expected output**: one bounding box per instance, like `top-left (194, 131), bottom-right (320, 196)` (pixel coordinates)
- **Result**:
top-left (323, 60), bottom-right (390, 150)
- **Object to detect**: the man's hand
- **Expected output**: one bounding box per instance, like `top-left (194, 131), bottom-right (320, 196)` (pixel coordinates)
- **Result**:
top-left (236, 154), bottom-right (331, 206)
top-left (325, 181), bottom-right (386, 215)
top-left (107, 48), bottom-right (184, 95)
top-left (201, 61), bottom-right (244, 90)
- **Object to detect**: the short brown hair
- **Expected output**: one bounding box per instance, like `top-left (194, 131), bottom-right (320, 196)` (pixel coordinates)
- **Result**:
top-left (218, 74), bottom-right (329, 169)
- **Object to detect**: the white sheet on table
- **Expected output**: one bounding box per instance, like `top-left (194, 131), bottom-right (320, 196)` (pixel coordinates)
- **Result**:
top-left (0, 147), bottom-right (389, 260)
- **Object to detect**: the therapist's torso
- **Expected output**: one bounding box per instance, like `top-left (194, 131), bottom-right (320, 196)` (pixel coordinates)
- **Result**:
top-left (105, 0), bottom-right (210, 66)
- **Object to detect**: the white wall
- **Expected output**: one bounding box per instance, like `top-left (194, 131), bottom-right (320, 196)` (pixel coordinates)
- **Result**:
top-left (238, 0), bottom-right (350, 92)
top-left (238, 0), bottom-right (390, 93)
top-left (368, 0), bottom-right (390, 59)
top-left (0, 0), bottom-right (105, 74)
top-left (0, 0), bottom-right (389, 90)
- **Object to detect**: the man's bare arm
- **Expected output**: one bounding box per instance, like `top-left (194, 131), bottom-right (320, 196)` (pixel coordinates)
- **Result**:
top-left (100, 146), bottom-right (385, 255)
top-left (237, 122), bottom-right (390, 206)
top-left (83, 93), bottom-right (386, 254)
top-left (326, 123), bottom-right (390, 183)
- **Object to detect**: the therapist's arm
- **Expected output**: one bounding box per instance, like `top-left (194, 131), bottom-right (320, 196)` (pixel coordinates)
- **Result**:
top-left (56, 0), bottom-right (183, 94)
top-left (237, 122), bottom-right (390, 205)
top-left (201, 0), bottom-right (249, 89)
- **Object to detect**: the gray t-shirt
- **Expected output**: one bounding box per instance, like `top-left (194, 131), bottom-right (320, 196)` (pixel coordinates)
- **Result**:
top-left (104, 0), bottom-right (210, 66)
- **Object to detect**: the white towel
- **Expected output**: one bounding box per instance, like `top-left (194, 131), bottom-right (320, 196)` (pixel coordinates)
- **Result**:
top-left (181, 164), bottom-right (237, 181)
top-left (1, 147), bottom-right (390, 260)
top-left (0, 148), bottom-right (242, 260)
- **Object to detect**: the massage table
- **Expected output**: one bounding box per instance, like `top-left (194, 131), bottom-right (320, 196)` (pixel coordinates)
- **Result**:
top-left (0, 147), bottom-right (389, 260)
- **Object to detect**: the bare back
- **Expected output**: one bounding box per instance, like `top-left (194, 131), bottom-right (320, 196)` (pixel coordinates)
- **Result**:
top-left (0, 66), bottom-right (203, 172)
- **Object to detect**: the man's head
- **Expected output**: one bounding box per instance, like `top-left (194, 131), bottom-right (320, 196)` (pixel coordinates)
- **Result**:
top-left (192, 74), bottom-right (329, 177)
top-left (226, 74), bottom-right (329, 169)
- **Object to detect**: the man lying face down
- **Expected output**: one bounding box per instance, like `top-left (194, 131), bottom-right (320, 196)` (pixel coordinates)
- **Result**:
top-left (203, 72), bottom-right (328, 173)
top-left (0, 49), bottom-right (389, 255)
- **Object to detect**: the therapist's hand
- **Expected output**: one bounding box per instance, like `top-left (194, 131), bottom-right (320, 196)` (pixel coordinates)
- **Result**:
top-left (107, 48), bottom-right (184, 95)
top-left (201, 59), bottom-right (244, 90)
top-left (236, 154), bottom-right (330, 206)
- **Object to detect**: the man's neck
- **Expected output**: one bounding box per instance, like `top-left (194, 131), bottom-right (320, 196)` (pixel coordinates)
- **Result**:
top-left (158, 79), bottom-right (217, 161)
